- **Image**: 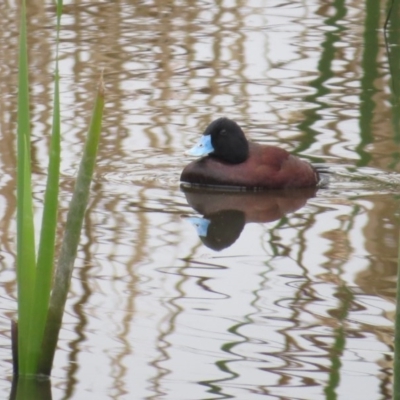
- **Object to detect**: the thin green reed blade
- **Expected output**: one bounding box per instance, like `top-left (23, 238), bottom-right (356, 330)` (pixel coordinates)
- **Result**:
top-left (16, 0), bottom-right (37, 375)
top-left (28, 0), bottom-right (63, 374)
top-left (38, 74), bottom-right (105, 376)
top-left (13, 375), bottom-right (51, 400)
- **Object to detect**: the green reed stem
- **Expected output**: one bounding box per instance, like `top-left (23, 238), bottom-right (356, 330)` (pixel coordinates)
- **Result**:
top-left (16, 0), bottom-right (37, 375)
top-left (13, 376), bottom-right (52, 400)
top-left (27, 0), bottom-right (63, 376)
top-left (15, 0), bottom-right (103, 378)
top-left (38, 75), bottom-right (105, 376)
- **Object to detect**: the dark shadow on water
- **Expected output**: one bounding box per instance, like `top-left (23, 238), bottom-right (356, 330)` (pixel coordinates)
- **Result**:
top-left (182, 186), bottom-right (317, 251)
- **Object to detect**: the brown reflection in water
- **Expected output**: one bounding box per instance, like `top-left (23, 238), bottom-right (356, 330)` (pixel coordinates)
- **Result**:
top-left (195, 243), bottom-right (326, 396)
top-left (205, 5), bottom-right (249, 119)
top-left (182, 186), bottom-right (317, 250)
top-left (354, 196), bottom-right (397, 396)
top-left (145, 2), bottom-right (195, 148)
top-left (61, 6), bottom-right (163, 395)
top-left (145, 1), bottom-right (251, 140)
top-left (63, 1), bottom-right (129, 161)
top-left (64, 185), bottom-right (102, 399)
top-left (314, 194), bottom-right (396, 397)
top-left (192, 192), bottom-right (398, 397)
top-left (147, 271), bottom-right (183, 400)
top-left (312, 191), bottom-right (398, 299)
top-left (357, 195), bottom-right (398, 298)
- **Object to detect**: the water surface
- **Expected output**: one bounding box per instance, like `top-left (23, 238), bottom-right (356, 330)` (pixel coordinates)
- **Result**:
top-left (0, 1), bottom-right (398, 399)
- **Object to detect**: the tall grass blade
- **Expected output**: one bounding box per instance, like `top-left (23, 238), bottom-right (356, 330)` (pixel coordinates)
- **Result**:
top-left (28, 0), bottom-right (63, 375)
top-left (38, 75), bottom-right (105, 375)
top-left (16, 0), bottom-right (37, 375)
top-left (11, 376), bottom-right (52, 400)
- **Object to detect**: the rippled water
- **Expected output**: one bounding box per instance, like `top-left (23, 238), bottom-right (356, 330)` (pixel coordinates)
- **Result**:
top-left (0, 1), bottom-right (399, 399)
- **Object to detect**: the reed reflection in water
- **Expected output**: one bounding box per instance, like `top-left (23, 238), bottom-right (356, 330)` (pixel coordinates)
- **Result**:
top-left (0, 0), bottom-right (398, 399)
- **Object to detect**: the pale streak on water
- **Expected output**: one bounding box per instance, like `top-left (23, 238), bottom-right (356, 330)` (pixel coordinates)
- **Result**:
top-left (0, 0), bottom-right (397, 399)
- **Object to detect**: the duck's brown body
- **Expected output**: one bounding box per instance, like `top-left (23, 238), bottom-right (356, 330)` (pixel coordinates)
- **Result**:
top-left (181, 142), bottom-right (319, 190)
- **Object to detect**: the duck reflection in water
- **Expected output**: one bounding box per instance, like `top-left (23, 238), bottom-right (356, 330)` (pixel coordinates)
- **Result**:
top-left (182, 186), bottom-right (317, 251)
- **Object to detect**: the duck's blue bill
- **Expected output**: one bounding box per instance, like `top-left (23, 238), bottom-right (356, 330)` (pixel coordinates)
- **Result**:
top-left (187, 217), bottom-right (210, 237)
top-left (185, 135), bottom-right (214, 156)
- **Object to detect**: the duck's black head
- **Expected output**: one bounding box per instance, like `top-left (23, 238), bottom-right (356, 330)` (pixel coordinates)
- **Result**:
top-left (204, 118), bottom-right (249, 164)
top-left (186, 118), bottom-right (249, 164)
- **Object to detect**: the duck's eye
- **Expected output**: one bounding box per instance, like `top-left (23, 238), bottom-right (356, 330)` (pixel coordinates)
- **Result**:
top-left (220, 129), bottom-right (227, 135)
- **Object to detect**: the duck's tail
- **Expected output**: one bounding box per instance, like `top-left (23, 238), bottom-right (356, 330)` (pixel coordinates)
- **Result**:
top-left (312, 163), bottom-right (331, 188)
top-left (312, 163), bottom-right (332, 174)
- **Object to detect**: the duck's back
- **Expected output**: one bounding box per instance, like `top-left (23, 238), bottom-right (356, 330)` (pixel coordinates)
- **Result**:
top-left (180, 143), bottom-right (319, 190)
